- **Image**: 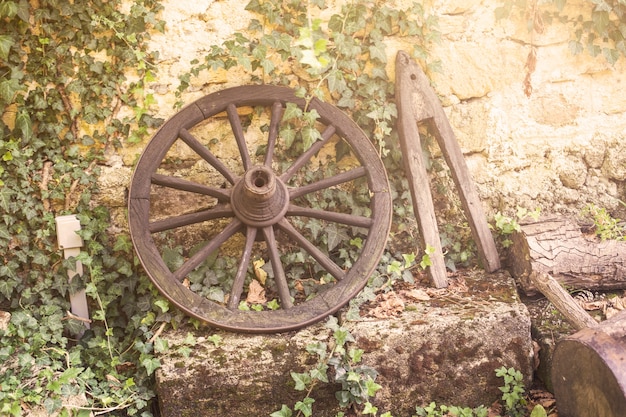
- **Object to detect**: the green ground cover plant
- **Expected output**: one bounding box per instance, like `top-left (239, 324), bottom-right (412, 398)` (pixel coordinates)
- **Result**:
top-left (272, 319), bottom-right (547, 417)
top-left (0, 1), bottom-right (168, 415)
top-left (582, 202), bottom-right (626, 241)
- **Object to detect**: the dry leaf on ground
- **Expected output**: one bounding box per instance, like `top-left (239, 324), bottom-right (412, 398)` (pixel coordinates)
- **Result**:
top-left (369, 292), bottom-right (405, 318)
top-left (403, 288), bottom-right (431, 301)
top-left (246, 279), bottom-right (267, 304)
top-left (253, 258), bottom-right (267, 285)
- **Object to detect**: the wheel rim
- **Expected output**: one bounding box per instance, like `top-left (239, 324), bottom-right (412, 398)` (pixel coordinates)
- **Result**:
top-left (128, 85), bottom-right (391, 333)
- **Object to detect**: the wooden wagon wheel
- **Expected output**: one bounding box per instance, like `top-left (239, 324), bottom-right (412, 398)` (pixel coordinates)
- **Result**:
top-left (128, 85), bottom-right (392, 333)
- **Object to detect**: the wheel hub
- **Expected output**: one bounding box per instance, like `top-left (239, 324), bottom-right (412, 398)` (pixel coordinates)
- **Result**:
top-left (231, 165), bottom-right (289, 227)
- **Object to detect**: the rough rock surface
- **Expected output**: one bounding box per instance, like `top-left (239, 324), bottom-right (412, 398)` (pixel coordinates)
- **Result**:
top-left (156, 270), bottom-right (533, 416)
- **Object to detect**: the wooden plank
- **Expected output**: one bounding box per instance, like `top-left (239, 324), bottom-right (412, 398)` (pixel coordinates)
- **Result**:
top-left (395, 55), bottom-right (448, 288)
top-left (395, 51), bottom-right (500, 274)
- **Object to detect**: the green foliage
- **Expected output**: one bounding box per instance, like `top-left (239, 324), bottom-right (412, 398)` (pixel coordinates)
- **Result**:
top-left (496, 366), bottom-right (527, 417)
top-left (496, 0), bottom-right (626, 65)
top-left (180, 0), bottom-right (439, 161)
top-left (582, 202), bottom-right (626, 240)
top-left (414, 367), bottom-right (546, 417)
top-left (177, 0), bottom-right (471, 273)
top-left (0, 0), bottom-right (166, 414)
top-left (272, 316), bottom-right (390, 417)
top-left (413, 402), bottom-right (489, 417)
top-left (492, 207), bottom-right (541, 248)
top-left (277, 343), bottom-right (542, 417)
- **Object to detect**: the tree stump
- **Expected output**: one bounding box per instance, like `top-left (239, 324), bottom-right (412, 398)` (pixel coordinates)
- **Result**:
top-left (508, 218), bottom-right (626, 295)
top-left (551, 310), bottom-right (626, 417)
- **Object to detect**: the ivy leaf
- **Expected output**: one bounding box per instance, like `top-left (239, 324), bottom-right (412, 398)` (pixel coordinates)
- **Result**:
top-left (299, 49), bottom-right (323, 69)
top-left (141, 357), bottom-right (161, 376)
top-left (31, 251), bottom-right (49, 265)
top-left (365, 378), bottom-right (382, 396)
top-left (154, 299), bottom-right (170, 313)
top-left (280, 125), bottom-right (296, 149)
top-left (310, 363), bottom-right (329, 383)
top-left (282, 102), bottom-right (302, 121)
top-left (154, 337), bottom-right (169, 354)
top-left (0, 225), bottom-right (10, 241)
top-left (0, 35), bottom-right (14, 60)
top-left (301, 126), bottom-right (321, 151)
top-left (270, 405), bottom-right (293, 417)
top-left (0, 187), bottom-right (14, 211)
top-left (0, 78), bottom-right (21, 104)
top-left (326, 223), bottom-right (348, 252)
top-left (0, 275), bottom-right (19, 297)
top-left (16, 0), bottom-right (29, 22)
top-left (0, 1), bottom-right (18, 18)
top-left (290, 371), bottom-right (311, 391)
top-left (58, 367), bottom-right (85, 384)
top-left (113, 234), bottom-right (133, 252)
top-left (363, 402), bottom-right (378, 415)
top-left (327, 69), bottom-right (346, 94)
top-left (369, 43), bottom-right (387, 63)
top-left (274, 33), bottom-right (292, 52)
top-left (15, 110), bottom-right (32, 142)
top-left (592, 10), bottom-right (610, 36)
top-left (305, 342), bottom-right (327, 358)
top-left (530, 405), bottom-right (548, 417)
top-left (261, 58), bottom-right (275, 74)
top-left (294, 397), bottom-right (315, 417)
top-left (603, 47), bottom-right (620, 65)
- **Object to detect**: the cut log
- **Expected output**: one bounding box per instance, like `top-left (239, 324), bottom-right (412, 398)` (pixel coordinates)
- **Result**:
top-left (552, 310), bottom-right (626, 417)
top-left (509, 217), bottom-right (626, 295)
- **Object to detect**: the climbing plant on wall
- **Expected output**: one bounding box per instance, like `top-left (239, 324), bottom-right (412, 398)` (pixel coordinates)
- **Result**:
top-left (496, 0), bottom-right (626, 95)
top-left (0, 1), bottom-right (167, 415)
top-left (497, 0), bottom-right (626, 63)
top-left (176, 0), bottom-right (480, 275)
top-left (179, 0), bottom-right (441, 161)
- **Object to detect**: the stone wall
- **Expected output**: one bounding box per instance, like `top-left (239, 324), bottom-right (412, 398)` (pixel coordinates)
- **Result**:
top-left (99, 0), bottom-right (626, 228)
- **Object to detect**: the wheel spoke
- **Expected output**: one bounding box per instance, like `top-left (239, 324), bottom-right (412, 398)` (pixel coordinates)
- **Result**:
top-left (227, 226), bottom-right (258, 310)
top-left (173, 219), bottom-right (244, 281)
top-left (149, 204), bottom-right (234, 233)
top-left (280, 125), bottom-right (336, 183)
top-left (286, 204), bottom-right (373, 228)
top-left (179, 128), bottom-right (239, 184)
top-left (152, 174), bottom-right (230, 201)
top-left (289, 166), bottom-right (367, 199)
top-left (227, 103), bottom-right (252, 171)
top-left (262, 226), bottom-right (293, 309)
top-left (265, 101), bottom-right (283, 167)
top-left (276, 218), bottom-right (345, 281)
top-left (129, 85), bottom-right (392, 332)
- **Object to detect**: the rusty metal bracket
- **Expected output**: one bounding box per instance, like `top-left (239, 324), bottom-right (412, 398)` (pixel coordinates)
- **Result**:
top-left (395, 51), bottom-right (500, 288)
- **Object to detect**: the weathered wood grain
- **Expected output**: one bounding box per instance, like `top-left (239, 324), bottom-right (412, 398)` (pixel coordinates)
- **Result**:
top-left (509, 217), bottom-right (626, 295)
top-left (395, 51), bottom-right (500, 288)
top-left (552, 310), bottom-right (626, 417)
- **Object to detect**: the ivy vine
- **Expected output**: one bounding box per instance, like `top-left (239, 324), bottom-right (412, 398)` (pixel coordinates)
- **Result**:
top-left (496, 0), bottom-right (626, 95)
top-left (176, 0), bottom-right (479, 278)
top-left (0, 1), bottom-right (168, 415)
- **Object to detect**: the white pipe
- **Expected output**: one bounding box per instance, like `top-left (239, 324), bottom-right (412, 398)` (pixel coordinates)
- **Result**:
top-left (55, 215), bottom-right (90, 331)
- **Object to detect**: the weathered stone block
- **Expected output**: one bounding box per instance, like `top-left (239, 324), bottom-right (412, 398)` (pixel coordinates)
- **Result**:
top-left (156, 270), bottom-right (533, 416)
